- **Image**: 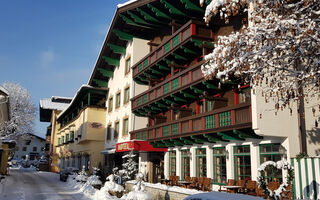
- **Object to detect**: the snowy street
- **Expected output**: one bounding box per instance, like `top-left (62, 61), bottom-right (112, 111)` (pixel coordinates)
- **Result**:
top-left (0, 167), bottom-right (90, 200)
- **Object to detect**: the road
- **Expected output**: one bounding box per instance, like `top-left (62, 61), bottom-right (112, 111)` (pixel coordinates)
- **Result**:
top-left (0, 167), bottom-right (90, 200)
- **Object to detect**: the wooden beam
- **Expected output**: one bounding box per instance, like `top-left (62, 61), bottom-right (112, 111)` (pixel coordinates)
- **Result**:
top-left (93, 79), bottom-right (108, 88)
top-left (107, 43), bottom-right (126, 54)
top-left (113, 29), bottom-right (134, 41)
top-left (157, 64), bottom-right (170, 71)
top-left (218, 132), bottom-right (244, 141)
top-left (147, 4), bottom-right (171, 20)
top-left (170, 139), bottom-right (184, 146)
top-left (160, 0), bottom-right (186, 16)
top-left (180, 91), bottom-right (197, 99)
top-left (97, 68), bottom-right (113, 78)
top-left (180, 137), bottom-right (194, 145)
top-left (102, 56), bottom-right (120, 66)
top-left (190, 86), bottom-right (204, 94)
top-left (171, 94), bottom-right (187, 102)
top-left (190, 135), bottom-right (206, 144)
top-left (180, 0), bottom-right (203, 12)
top-left (169, 61), bottom-right (185, 69)
top-left (202, 81), bottom-right (219, 89)
top-left (233, 130), bottom-right (263, 139)
top-left (136, 8), bottom-right (162, 23)
top-left (180, 46), bottom-right (197, 55)
top-left (127, 10), bottom-right (152, 25)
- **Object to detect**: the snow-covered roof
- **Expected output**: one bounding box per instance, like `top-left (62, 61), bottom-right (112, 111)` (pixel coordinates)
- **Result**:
top-left (57, 84), bottom-right (108, 120)
top-left (0, 86), bottom-right (9, 96)
top-left (39, 96), bottom-right (72, 111)
top-left (117, 0), bottom-right (138, 8)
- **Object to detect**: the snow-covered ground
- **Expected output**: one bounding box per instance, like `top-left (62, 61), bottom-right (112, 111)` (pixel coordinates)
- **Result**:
top-left (0, 166), bottom-right (90, 200)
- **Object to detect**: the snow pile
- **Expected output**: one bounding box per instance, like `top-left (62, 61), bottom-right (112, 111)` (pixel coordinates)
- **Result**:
top-left (124, 173), bottom-right (152, 200)
top-left (75, 166), bottom-right (88, 182)
top-left (104, 174), bottom-right (124, 192)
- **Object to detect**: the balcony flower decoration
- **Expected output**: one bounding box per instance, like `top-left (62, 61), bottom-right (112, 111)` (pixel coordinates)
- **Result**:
top-left (257, 160), bottom-right (294, 200)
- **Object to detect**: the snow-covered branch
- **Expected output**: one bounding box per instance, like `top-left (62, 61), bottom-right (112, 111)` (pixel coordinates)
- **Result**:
top-left (202, 0), bottom-right (320, 107)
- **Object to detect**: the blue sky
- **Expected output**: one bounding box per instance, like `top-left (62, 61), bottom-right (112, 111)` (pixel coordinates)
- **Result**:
top-left (0, 0), bottom-right (128, 138)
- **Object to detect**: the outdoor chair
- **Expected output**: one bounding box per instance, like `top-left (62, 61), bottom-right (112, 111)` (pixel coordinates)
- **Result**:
top-left (256, 185), bottom-right (265, 198)
top-left (202, 177), bottom-right (212, 191)
top-left (170, 176), bottom-right (179, 186)
top-left (219, 179), bottom-right (235, 192)
top-left (236, 179), bottom-right (247, 193)
top-left (268, 181), bottom-right (280, 192)
top-left (280, 184), bottom-right (292, 200)
top-left (189, 177), bottom-right (198, 189)
top-left (185, 176), bottom-right (191, 182)
top-left (245, 180), bottom-right (257, 196)
top-left (198, 177), bottom-right (204, 190)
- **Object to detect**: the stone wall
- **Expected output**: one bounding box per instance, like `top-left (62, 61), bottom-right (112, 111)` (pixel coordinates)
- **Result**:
top-left (126, 182), bottom-right (190, 200)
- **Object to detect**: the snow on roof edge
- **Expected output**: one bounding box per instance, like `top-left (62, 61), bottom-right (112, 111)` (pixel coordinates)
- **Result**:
top-left (117, 0), bottom-right (138, 8)
top-left (57, 84), bottom-right (107, 120)
top-left (0, 86), bottom-right (9, 96)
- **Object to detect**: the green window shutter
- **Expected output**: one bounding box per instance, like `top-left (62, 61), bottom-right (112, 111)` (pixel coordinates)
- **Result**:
top-left (142, 94), bottom-right (148, 104)
top-left (164, 41), bottom-right (171, 54)
top-left (171, 123), bottom-right (179, 135)
top-left (172, 34), bottom-right (180, 48)
top-left (137, 98), bottom-right (142, 106)
top-left (205, 115), bottom-right (215, 129)
top-left (219, 111), bottom-right (231, 126)
top-left (143, 58), bottom-right (148, 68)
top-left (163, 125), bottom-right (170, 137)
top-left (136, 133), bottom-right (141, 139)
top-left (171, 78), bottom-right (179, 91)
top-left (163, 82), bottom-right (170, 94)
top-left (138, 63), bottom-right (143, 72)
top-left (142, 131), bottom-right (147, 140)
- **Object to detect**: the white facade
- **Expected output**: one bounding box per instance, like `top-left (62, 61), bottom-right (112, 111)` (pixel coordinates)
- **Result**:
top-left (103, 38), bottom-right (149, 151)
top-left (14, 134), bottom-right (46, 163)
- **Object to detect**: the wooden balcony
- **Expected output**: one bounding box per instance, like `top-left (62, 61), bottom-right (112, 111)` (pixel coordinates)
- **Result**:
top-left (132, 20), bottom-right (213, 84)
top-left (132, 61), bottom-right (223, 116)
top-left (130, 103), bottom-right (261, 147)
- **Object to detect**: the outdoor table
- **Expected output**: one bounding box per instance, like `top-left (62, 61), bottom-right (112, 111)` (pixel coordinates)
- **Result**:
top-left (223, 185), bottom-right (242, 193)
top-left (178, 181), bottom-right (192, 188)
top-left (161, 179), bottom-right (171, 185)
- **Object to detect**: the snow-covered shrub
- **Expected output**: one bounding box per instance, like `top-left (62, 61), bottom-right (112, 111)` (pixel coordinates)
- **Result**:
top-left (75, 166), bottom-right (88, 182)
top-left (125, 173), bottom-right (152, 200)
top-left (103, 174), bottom-right (125, 198)
top-left (121, 150), bottom-right (138, 182)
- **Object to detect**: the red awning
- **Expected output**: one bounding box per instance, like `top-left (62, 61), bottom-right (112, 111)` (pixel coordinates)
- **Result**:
top-left (116, 140), bottom-right (167, 153)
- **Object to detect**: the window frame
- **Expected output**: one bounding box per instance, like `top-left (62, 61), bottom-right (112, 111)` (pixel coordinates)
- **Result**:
top-left (259, 143), bottom-right (282, 182)
top-left (115, 91), bottom-right (121, 109)
top-left (124, 86), bottom-right (130, 105)
top-left (181, 149), bottom-right (190, 180)
top-left (125, 56), bottom-right (131, 75)
top-left (108, 96), bottom-right (113, 112)
top-left (169, 151), bottom-right (176, 176)
top-left (196, 148), bottom-right (207, 177)
top-left (114, 121), bottom-right (120, 139)
top-left (234, 145), bottom-right (251, 180)
top-left (106, 124), bottom-right (112, 141)
top-left (212, 147), bottom-right (227, 185)
top-left (122, 116), bottom-right (129, 137)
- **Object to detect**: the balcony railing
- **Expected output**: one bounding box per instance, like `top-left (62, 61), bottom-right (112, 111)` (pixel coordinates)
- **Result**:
top-left (132, 20), bottom-right (213, 83)
top-left (131, 103), bottom-right (252, 142)
top-left (132, 61), bottom-right (205, 114)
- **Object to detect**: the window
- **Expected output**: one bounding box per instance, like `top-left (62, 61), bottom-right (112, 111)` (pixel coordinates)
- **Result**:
top-left (123, 117), bottom-right (129, 136)
top-left (108, 97), bottom-right (113, 112)
top-left (22, 147), bottom-right (27, 151)
top-left (114, 121), bottom-right (119, 139)
top-left (234, 145), bottom-right (251, 180)
top-left (107, 124), bottom-right (112, 141)
top-left (169, 151), bottom-right (176, 176)
top-left (85, 155), bottom-right (90, 171)
top-left (260, 143), bottom-right (282, 182)
top-left (181, 150), bottom-right (190, 180)
top-left (66, 134), bottom-right (69, 142)
top-left (213, 147), bottom-right (227, 184)
top-left (196, 148), bottom-right (207, 177)
top-left (25, 140), bottom-right (31, 145)
top-left (124, 87), bottom-right (130, 104)
top-left (125, 57), bottom-right (131, 75)
top-left (70, 131), bottom-right (74, 141)
top-left (239, 88), bottom-right (251, 104)
top-left (58, 138), bottom-right (60, 145)
top-left (116, 92), bottom-right (121, 108)
top-left (33, 147), bottom-right (37, 152)
top-left (62, 136), bottom-right (65, 144)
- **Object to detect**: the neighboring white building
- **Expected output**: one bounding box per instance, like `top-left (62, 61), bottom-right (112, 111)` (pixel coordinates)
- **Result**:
top-left (14, 133), bottom-right (46, 163)
top-left (0, 86), bottom-right (10, 125)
